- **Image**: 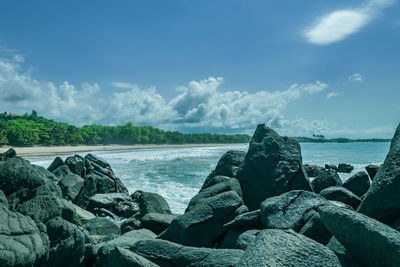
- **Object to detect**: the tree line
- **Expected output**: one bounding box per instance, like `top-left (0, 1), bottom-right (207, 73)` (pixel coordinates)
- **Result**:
top-left (0, 111), bottom-right (251, 146)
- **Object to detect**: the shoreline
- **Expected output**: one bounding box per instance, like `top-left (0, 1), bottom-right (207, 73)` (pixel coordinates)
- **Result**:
top-left (0, 143), bottom-right (246, 157)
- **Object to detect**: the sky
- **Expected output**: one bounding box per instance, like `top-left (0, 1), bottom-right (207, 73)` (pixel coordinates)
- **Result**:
top-left (0, 0), bottom-right (399, 138)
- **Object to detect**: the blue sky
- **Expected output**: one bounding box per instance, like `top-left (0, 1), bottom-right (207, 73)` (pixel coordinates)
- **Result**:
top-left (0, 0), bottom-right (399, 138)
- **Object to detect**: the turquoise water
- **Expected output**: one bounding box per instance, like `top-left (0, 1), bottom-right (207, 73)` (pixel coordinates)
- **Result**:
top-left (27, 142), bottom-right (390, 214)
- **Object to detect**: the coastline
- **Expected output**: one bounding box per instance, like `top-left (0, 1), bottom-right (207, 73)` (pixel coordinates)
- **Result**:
top-left (0, 143), bottom-right (245, 157)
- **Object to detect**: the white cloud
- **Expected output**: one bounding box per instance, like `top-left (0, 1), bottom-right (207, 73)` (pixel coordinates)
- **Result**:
top-left (348, 73), bottom-right (364, 82)
top-left (304, 0), bottom-right (395, 45)
top-left (326, 92), bottom-right (340, 100)
top-left (111, 82), bottom-right (137, 89)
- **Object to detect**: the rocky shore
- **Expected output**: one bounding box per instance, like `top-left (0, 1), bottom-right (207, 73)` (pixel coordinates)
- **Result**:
top-left (0, 123), bottom-right (399, 266)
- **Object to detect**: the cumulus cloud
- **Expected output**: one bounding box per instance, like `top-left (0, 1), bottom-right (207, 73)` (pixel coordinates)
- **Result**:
top-left (326, 92), bottom-right (340, 100)
top-left (304, 0), bottom-right (395, 45)
top-left (348, 73), bottom-right (363, 82)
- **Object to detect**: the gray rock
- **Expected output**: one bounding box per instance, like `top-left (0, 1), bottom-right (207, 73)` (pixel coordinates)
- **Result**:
top-left (365, 164), bottom-right (380, 180)
top-left (327, 237), bottom-right (362, 267)
top-left (219, 229), bottom-right (260, 250)
top-left (319, 205), bottom-right (400, 267)
top-left (107, 247), bottom-right (159, 267)
top-left (342, 171), bottom-right (370, 197)
top-left (85, 153), bottom-right (112, 169)
top-left (238, 229), bottom-right (341, 266)
top-left (337, 163), bottom-right (354, 173)
top-left (51, 165), bottom-right (73, 181)
top-left (65, 154), bottom-right (86, 176)
top-left (141, 213), bottom-right (177, 235)
top-left (121, 214), bottom-right (142, 234)
top-left (131, 190), bottom-right (172, 215)
top-left (320, 186), bottom-right (361, 209)
top-left (0, 205), bottom-right (49, 266)
top-left (84, 217), bottom-right (120, 236)
top-left (357, 123), bottom-right (400, 225)
top-left (223, 209), bottom-right (262, 229)
top-left (165, 191), bottom-right (243, 247)
top-left (58, 173), bottom-right (84, 201)
top-left (47, 156), bottom-right (65, 172)
top-left (304, 164), bottom-right (326, 177)
top-left (260, 190), bottom-right (330, 231)
top-left (132, 239), bottom-right (243, 267)
top-left (237, 124), bottom-right (312, 210)
top-left (0, 189), bottom-right (7, 206)
top-left (0, 148), bottom-right (16, 161)
top-left (87, 193), bottom-right (139, 218)
top-left (46, 216), bottom-right (86, 267)
top-left (311, 169), bottom-right (342, 194)
top-left (325, 163), bottom-right (338, 171)
top-left (299, 211), bottom-right (331, 245)
top-left (71, 203), bottom-right (96, 224)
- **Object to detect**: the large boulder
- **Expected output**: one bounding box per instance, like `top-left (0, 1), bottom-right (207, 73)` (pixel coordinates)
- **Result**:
top-left (325, 163), bottom-right (338, 171)
top-left (65, 154), bottom-right (86, 177)
top-left (238, 229), bottom-right (341, 266)
top-left (131, 191), bottom-right (172, 215)
top-left (107, 247), bottom-right (158, 267)
top-left (327, 237), bottom-right (362, 267)
top-left (299, 210), bottom-right (331, 245)
top-left (223, 209), bottom-right (262, 230)
top-left (140, 213), bottom-right (177, 235)
top-left (319, 186), bottom-right (361, 210)
top-left (0, 148), bottom-right (17, 161)
top-left (58, 173), bottom-right (84, 201)
top-left (237, 124), bottom-right (312, 210)
top-left (132, 239), bottom-right (244, 266)
top-left (365, 164), bottom-right (379, 180)
top-left (164, 191), bottom-right (243, 247)
top-left (84, 217), bottom-right (120, 236)
top-left (304, 164), bottom-right (326, 177)
top-left (337, 163), bottom-right (354, 173)
top-left (0, 204), bottom-right (49, 266)
top-left (87, 193), bottom-right (139, 218)
top-left (311, 169), bottom-right (342, 194)
top-left (260, 190), bottom-right (330, 231)
top-left (342, 171), bottom-right (370, 197)
top-left (357, 123), bottom-right (400, 225)
top-left (219, 229), bottom-right (260, 250)
top-left (319, 205), bottom-right (400, 267)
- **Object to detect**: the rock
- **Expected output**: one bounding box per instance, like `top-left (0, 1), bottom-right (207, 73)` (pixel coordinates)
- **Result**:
top-left (58, 173), bottom-right (84, 201)
top-left (337, 163), bottom-right (354, 173)
top-left (164, 191), bottom-right (243, 247)
top-left (95, 229), bottom-right (156, 266)
top-left (260, 190), bottom-right (330, 231)
top-left (140, 213), bottom-right (177, 235)
top-left (223, 209), bottom-right (262, 229)
top-left (357, 123), bottom-right (400, 225)
top-left (131, 190), bottom-right (172, 215)
top-left (121, 214), bottom-right (142, 234)
top-left (0, 189), bottom-right (7, 206)
top-left (0, 148), bottom-right (17, 161)
top-left (46, 216), bottom-right (86, 267)
top-left (47, 156), bottom-right (65, 172)
top-left (51, 165), bottom-right (73, 181)
top-left (65, 154), bottom-right (86, 176)
top-left (319, 205), bottom-right (400, 267)
top-left (304, 164), bottom-right (326, 177)
top-left (342, 171), bottom-right (370, 197)
top-left (132, 239), bottom-right (244, 267)
top-left (0, 204), bottom-right (49, 266)
top-left (325, 163), bottom-right (338, 171)
top-left (311, 169), bottom-right (342, 194)
top-left (327, 237), bottom-right (362, 267)
top-left (84, 217), bottom-right (120, 236)
top-left (201, 175), bottom-right (232, 190)
top-left (319, 186), bottom-right (361, 210)
top-left (107, 247), bottom-right (159, 267)
top-left (87, 193), bottom-right (139, 218)
top-left (219, 229), bottom-right (260, 250)
top-left (186, 177), bottom-right (242, 212)
top-left (236, 124), bottom-right (312, 210)
top-left (85, 153), bottom-right (112, 169)
top-left (299, 211), bottom-right (331, 245)
top-left (238, 229), bottom-right (341, 266)
top-left (72, 203), bottom-right (96, 224)
top-left (365, 164), bottom-right (380, 180)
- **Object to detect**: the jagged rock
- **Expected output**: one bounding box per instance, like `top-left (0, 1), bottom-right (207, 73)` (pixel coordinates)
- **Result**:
top-left (85, 153), bottom-right (112, 169)
top-left (325, 163), bottom-right (338, 171)
top-left (0, 189), bottom-right (7, 206)
top-left (131, 190), bottom-right (172, 215)
top-left (58, 173), bottom-right (84, 201)
top-left (342, 171), bottom-right (370, 197)
top-left (238, 229), bottom-right (341, 266)
top-left (46, 216), bottom-right (86, 267)
top-left (320, 186), bottom-right (361, 209)
top-left (0, 148), bottom-right (17, 161)
top-left (121, 214), bottom-right (142, 234)
top-left (71, 203), bottom-right (96, 224)
top-left (84, 217), bottom-right (120, 236)
top-left (260, 190), bottom-right (330, 231)
top-left (140, 213), bottom-right (177, 234)
top-left (319, 205), bottom-right (400, 267)
top-left (186, 177), bottom-right (242, 212)
top-left (65, 155), bottom-right (86, 176)
top-left (0, 204), bottom-right (49, 266)
top-left (337, 163), bottom-right (354, 173)
top-left (164, 191), bottom-right (243, 247)
top-left (87, 193), bottom-right (139, 218)
top-left (365, 164), bottom-right (380, 180)
top-left (357, 123), bottom-right (400, 225)
top-left (299, 210), bottom-right (331, 245)
top-left (236, 124), bottom-right (312, 210)
top-left (95, 229), bottom-right (156, 266)
top-left (304, 164), bottom-right (326, 177)
top-left (131, 239), bottom-right (244, 266)
top-left (219, 229), bottom-right (260, 250)
top-left (311, 169), bottom-right (342, 194)
top-left (47, 156), bottom-right (65, 172)
top-left (51, 165), bottom-right (73, 181)
top-left (107, 247), bottom-right (159, 267)
top-left (223, 209), bottom-right (262, 229)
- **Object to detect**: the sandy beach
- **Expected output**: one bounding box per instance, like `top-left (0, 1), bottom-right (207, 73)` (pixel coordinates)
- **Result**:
top-left (0, 143), bottom-right (241, 157)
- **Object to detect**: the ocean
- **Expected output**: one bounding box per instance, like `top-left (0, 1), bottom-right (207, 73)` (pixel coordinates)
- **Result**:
top-left (26, 142), bottom-right (391, 214)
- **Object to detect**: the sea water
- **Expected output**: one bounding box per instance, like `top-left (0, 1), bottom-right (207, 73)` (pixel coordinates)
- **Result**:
top-left (26, 142), bottom-right (391, 214)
